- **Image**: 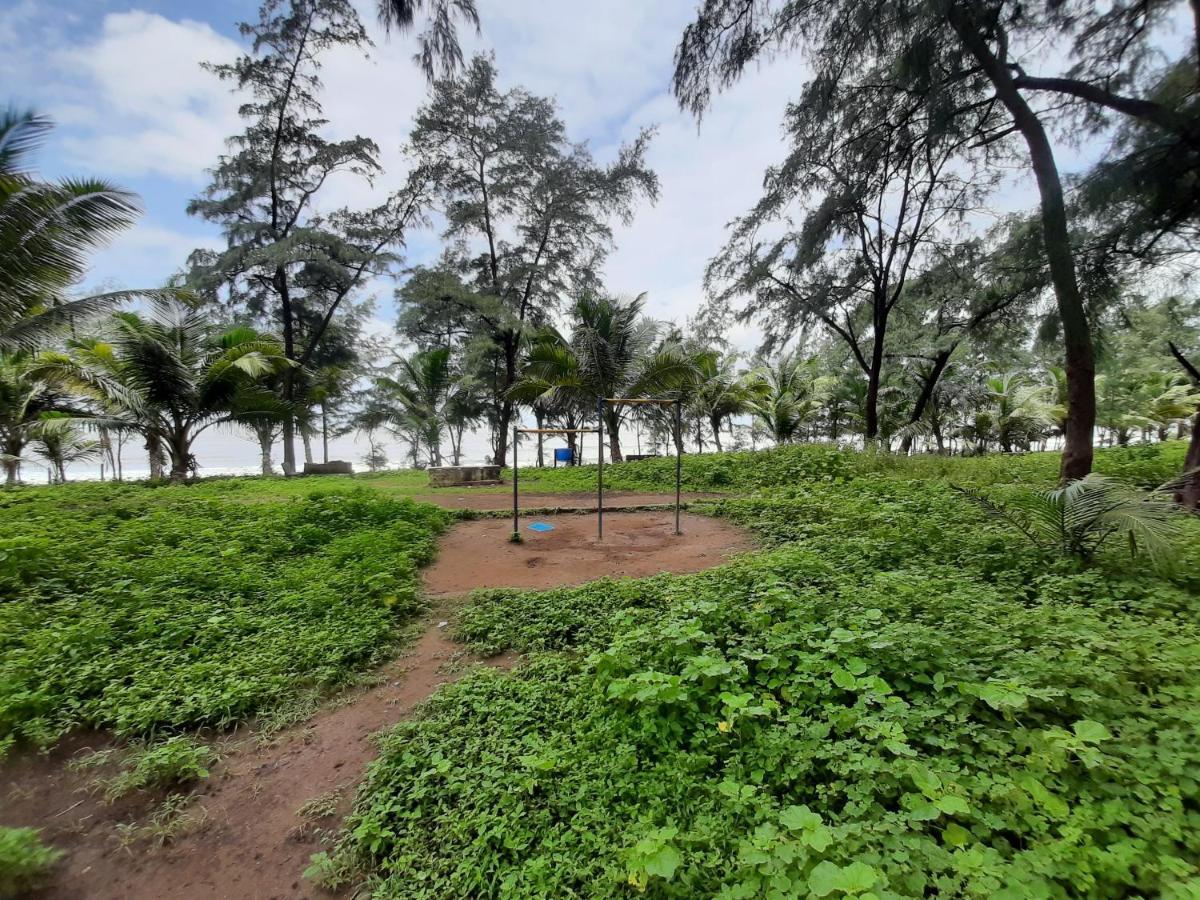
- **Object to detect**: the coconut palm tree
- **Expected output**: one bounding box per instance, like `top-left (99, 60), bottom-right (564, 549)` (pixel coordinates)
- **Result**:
top-left (28, 415), bottom-right (100, 484)
top-left (1138, 372), bottom-right (1200, 441)
top-left (691, 350), bottom-right (753, 452)
top-left (516, 294), bottom-right (697, 462)
top-left (368, 348), bottom-right (455, 466)
top-left (745, 352), bottom-right (830, 445)
top-left (0, 353), bottom-right (72, 485)
top-left (967, 373), bottom-right (1058, 454)
top-left (0, 109), bottom-right (180, 351)
top-left (35, 299), bottom-right (292, 481)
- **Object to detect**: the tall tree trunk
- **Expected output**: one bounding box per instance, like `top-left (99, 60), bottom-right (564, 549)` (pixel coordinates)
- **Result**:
top-left (710, 415), bottom-right (724, 452)
top-left (301, 425), bottom-right (314, 466)
top-left (950, 11), bottom-right (1095, 482)
top-left (321, 401), bottom-right (330, 463)
top-left (605, 408), bottom-right (624, 462)
top-left (492, 333), bottom-right (518, 467)
top-left (277, 266), bottom-right (298, 476)
top-left (864, 366), bottom-right (882, 444)
top-left (534, 407), bottom-right (545, 467)
top-left (256, 426), bottom-right (275, 476)
top-left (146, 434), bottom-right (165, 482)
top-left (1169, 342), bottom-right (1200, 508)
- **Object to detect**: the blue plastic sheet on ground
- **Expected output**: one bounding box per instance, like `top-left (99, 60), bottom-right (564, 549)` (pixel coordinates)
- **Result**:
top-left (527, 522), bottom-right (554, 532)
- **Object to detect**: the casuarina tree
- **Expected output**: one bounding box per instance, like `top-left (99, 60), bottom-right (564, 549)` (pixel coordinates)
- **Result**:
top-left (675, 0), bottom-right (1197, 479)
top-left (188, 0), bottom-right (476, 475)
top-left (405, 56), bottom-right (658, 466)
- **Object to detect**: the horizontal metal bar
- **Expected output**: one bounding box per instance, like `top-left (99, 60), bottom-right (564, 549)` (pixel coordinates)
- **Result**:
top-left (603, 397), bottom-right (679, 405)
top-left (516, 428), bottom-right (600, 434)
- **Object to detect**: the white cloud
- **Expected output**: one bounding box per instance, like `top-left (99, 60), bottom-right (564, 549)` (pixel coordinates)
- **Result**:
top-left (54, 11), bottom-right (241, 180)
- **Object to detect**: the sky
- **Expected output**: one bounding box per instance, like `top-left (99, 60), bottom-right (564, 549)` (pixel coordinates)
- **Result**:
top-left (4, 0), bottom-right (1176, 478)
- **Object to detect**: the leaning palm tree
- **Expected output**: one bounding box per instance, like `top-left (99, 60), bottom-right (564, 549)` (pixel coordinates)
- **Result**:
top-left (0, 109), bottom-right (181, 351)
top-left (516, 295), bottom-right (697, 462)
top-left (35, 299), bottom-right (292, 481)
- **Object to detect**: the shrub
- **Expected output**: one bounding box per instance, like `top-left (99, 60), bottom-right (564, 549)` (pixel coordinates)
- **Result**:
top-left (0, 827), bottom-right (61, 899)
top-left (0, 489), bottom-right (448, 747)
top-left (103, 736), bottom-right (215, 799)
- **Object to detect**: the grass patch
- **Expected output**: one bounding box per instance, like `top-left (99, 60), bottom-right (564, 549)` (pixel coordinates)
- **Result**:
top-left (0, 488), bottom-right (449, 748)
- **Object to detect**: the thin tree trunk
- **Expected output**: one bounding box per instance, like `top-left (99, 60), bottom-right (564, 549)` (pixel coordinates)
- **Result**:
top-left (301, 425), bottom-right (314, 466)
top-left (606, 409), bottom-right (624, 462)
top-left (710, 415), bottom-right (724, 452)
top-left (256, 426), bottom-right (275, 476)
top-left (534, 407), bottom-right (545, 467)
top-left (321, 401), bottom-right (330, 463)
top-left (1169, 341), bottom-right (1200, 508)
top-left (950, 11), bottom-right (1095, 482)
top-left (276, 265), bottom-right (298, 476)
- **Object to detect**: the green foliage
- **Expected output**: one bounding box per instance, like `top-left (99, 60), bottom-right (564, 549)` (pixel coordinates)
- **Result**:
top-left (103, 736), bottom-right (215, 799)
top-left (0, 827), bottom-right (61, 899)
top-left (512, 439), bottom-right (1191, 495)
top-left (0, 486), bottom-right (447, 747)
top-left (959, 474), bottom-right (1185, 565)
top-left (330, 456), bottom-right (1200, 898)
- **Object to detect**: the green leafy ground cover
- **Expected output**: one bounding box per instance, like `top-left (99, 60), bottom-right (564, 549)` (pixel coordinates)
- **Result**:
top-left (328, 445), bottom-right (1200, 898)
top-left (0, 485), bottom-right (448, 749)
top-left (511, 440), bottom-right (1191, 494)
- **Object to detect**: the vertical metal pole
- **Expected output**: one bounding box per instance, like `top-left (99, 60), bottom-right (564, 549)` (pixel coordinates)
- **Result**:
top-left (674, 399), bottom-right (682, 535)
top-left (512, 425), bottom-right (519, 537)
top-left (597, 400), bottom-right (604, 541)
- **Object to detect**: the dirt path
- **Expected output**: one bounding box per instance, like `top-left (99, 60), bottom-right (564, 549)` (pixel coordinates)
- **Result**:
top-left (413, 489), bottom-right (721, 510)
top-left (5, 510), bottom-right (752, 899)
top-left (424, 510), bottom-right (754, 595)
top-left (6, 615), bottom-right (513, 900)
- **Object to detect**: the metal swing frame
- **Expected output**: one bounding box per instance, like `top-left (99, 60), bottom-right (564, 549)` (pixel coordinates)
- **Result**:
top-left (598, 397), bottom-right (683, 540)
top-left (511, 426), bottom-right (598, 536)
top-left (509, 396), bottom-right (684, 541)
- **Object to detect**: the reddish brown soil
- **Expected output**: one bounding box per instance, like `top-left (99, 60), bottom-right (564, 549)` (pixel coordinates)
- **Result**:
top-left (412, 489), bottom-right (720, 509)
top-left (423, 510), bottom-right (755, 595)
top-left (3, 615), bottom-right (513, 900)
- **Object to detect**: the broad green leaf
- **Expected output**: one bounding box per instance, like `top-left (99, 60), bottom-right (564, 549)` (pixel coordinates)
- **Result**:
top-left (832, 668), bottom-right (857, 690)
top-left (1072, 719), bottom-right (1112, 743)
